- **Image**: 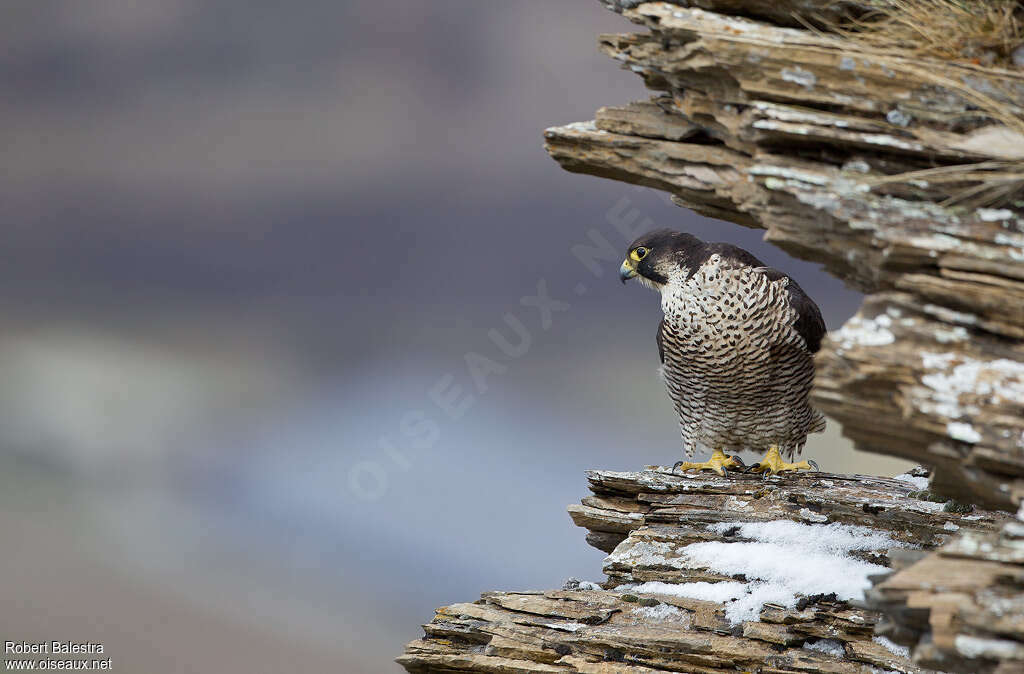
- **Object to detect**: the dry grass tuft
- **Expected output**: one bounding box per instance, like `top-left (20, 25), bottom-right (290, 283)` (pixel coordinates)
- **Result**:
top-left (836, 0), bottom-right (1024, 67)
top-left (864, 161), bottom-right (1024, 208)
top-left (800, 0), bottom-right (1024, 133)
top-left (813, 1), bottom-right (1024, 208)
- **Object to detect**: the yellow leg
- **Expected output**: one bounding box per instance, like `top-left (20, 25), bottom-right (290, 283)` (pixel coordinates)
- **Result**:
top-left (748, 445), bottom-right (818, 475)
top-left (673, 449), bottom-right (744, 477)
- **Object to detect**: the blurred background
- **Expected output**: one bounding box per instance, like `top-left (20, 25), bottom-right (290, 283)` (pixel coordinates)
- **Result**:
top-left (0, 1), bottom-right (912, 672)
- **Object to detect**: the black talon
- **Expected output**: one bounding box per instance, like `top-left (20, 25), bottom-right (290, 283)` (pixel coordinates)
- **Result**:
top-left (720, 455), bottom-right (744, 478)
top-left (672, 460), bottom-right (685, 474)
top-left (809, 459), bottom-right (820, 472)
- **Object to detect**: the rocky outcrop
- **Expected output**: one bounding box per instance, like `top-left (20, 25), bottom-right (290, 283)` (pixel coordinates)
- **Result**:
top-left (868, 517), bottom-right (1024, 673)
top-left (399, 468), bottom-right (1008, 672)
top-left (400, 2), bottom-right (1024, 671)
top-left (543, 1), bottom-right (1024, 512)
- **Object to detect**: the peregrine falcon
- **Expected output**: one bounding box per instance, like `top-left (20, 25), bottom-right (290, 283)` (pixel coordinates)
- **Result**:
top-left (619, 229), bottom-right (826, 476)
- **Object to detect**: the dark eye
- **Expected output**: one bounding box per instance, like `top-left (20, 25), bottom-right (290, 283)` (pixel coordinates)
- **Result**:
top-left (635, 246), bottom-right (648, 259)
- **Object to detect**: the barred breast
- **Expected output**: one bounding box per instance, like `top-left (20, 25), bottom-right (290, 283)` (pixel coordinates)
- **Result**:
top-left (659, 254), bottom-right (825, 458)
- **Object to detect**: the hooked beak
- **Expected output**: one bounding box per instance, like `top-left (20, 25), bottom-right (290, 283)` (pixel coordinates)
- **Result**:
top-left (619, 259), bottom-right (638, 284)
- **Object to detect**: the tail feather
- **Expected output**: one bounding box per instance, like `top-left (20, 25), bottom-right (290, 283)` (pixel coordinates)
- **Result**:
top-left (809, 409), bottom-right (826, 434)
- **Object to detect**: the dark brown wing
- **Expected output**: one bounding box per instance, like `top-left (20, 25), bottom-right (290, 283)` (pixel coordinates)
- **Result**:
top-left (756, 267), bottom-right (826, 353)
top-left (702, 240), bottom-right (826, 354)
top-left (699, 242), bottom-right (767, 269)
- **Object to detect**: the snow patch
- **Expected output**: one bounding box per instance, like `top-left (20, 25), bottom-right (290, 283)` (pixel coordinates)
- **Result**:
top-left (625, 580), bottom-right (746, 604)
top-left (561, 120), bottom-right (605, 134)
top-left (893, 473), bottom-right (929, 490)
top-left (621, 521), bottom-right (905, 624)
top-left (632, 603), bottom-right (688, 623)
top-left (977, 208), bottom-right (1014, 222)
top-left (947, 421), bottom-right (981, 443)
top-left (799, 507), bottom-right (829, 523)
top-left (955, 634), bottom-right (1024, 659)
top-left (921, 352), bottom-right (957, 370)
top-left (706, 520), bottom-right (901, 553)
top-left (804, 638), bottom-right (846, 657)
top-left (874, 635), bottom-right (910, 658)
top-left (833, 314), bottom-right (895, 348)
top-left (562, 577), bottom-right (602, 591)
top-left (543, 621), bottom-right (588, 632)
top-left (914, 499), bottom-right (946, 512)
top-left (935, 326), bottom-right (968, 343)
top-left (919, 355), bottom-right (1024, 421)
top-left (625, 580), bottom-right (796, 624)
top-left (922, 304), bottom-right (977, 325)
top-left (723, 584), bottom-right (796, 623)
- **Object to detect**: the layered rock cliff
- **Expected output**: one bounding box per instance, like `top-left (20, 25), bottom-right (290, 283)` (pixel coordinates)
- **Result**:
top-left (544, 1), bottom-right (1024, 512)
top-left (400, 1), bottom-right (1024, 671)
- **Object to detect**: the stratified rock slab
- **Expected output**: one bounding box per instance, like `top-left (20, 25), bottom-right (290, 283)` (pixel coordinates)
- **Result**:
top-left (399, 469), bottom-right (1008, 673)
top-left (543, 0), bottom-right (1024, 511)
top-left (574, 466), bottom-right (999, 555)
top-left (399, 588), bottom-right (916, 673)
top-left (868, 517), bottom-right (1024, 673)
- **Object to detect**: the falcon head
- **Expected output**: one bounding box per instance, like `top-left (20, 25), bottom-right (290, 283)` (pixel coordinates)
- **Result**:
top-left (619, 229), bottom-right (702, 290)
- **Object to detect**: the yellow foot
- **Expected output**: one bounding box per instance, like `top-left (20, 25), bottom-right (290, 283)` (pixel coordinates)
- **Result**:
top-left (673, 449), bottom-right (745, 477)
top-left (748, 446), bottom-right (819, 476)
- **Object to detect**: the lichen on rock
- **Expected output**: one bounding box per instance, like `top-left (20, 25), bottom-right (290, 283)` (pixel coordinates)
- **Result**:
top-left (400, 0), bottom-right (1024, 670)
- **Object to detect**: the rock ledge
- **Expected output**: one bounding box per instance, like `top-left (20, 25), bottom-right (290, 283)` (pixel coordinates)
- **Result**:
top-left (398, 469), bottom-right (1008, 673)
